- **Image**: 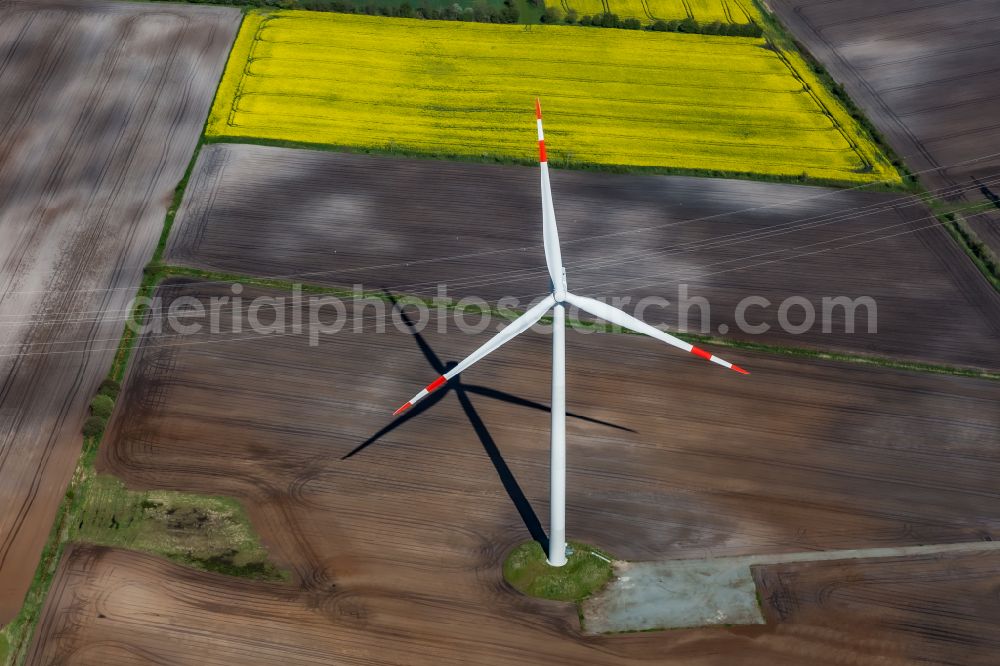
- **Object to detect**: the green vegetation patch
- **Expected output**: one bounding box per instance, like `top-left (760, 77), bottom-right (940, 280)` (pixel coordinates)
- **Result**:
top-left (89, 395), bottom-right (114, 420)
top-left (503, 541), bottom-right (614, 601)
top-left (75, 475), bottom-right (287, 581)
top-left (97, 378), bottom-right (121, 401)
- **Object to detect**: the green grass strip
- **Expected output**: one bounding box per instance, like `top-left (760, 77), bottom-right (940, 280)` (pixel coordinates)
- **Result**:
top-left (151, 264), bottom-right (1000, 381)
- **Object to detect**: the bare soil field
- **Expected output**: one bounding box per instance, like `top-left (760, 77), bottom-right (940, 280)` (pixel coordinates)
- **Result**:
top-left (755, 550), bottom-right (1000, 665)
top-left (0, 1), bottom-right (238, 622)
top-left (769, 0), bottom-right (1000, 256)
top-left (30, 279), bottom-right (999, 663)
top-left (166, 144), bottom-right (1000, 370)
top-left (37, 543), bottom-right (997, 666)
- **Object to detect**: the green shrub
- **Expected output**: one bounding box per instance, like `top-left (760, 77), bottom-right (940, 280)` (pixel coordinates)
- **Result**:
top-left (541, 5), bottom-right (562, 22)
top-left (98, 378), bottom-right (121, 400)
top-left (83, 416), bottom-right (107, 439)
top-left (90, 394), bottom-right (115, 420)
top-left (597, 12), bottom-right (619, 27)
top-left (678, 16), bottom-right (698, 32)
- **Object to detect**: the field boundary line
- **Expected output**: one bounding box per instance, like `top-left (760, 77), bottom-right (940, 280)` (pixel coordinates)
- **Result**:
top-left (144, 266), bottom-right (1000, 382)
top-left (942, 212), bottom-right (1000, 292)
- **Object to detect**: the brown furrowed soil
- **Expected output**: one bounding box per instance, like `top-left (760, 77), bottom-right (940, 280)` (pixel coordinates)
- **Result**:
top-left (29, 279), bottom-right (999, 663)
top-left (769, 0), bottom-right (1000, 256)
top-left (754, 550), bottom-right (1000, 665)
top-left (0, 1), bottom-right (239, 622)
top-left (166, 144), bottom-right (1000, 370)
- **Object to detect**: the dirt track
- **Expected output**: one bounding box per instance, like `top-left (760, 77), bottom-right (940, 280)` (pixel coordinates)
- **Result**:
top-left (166, 144), bottom-right (1000, 370)
top-left (29, 279), bottom-right (999, 664)
top-left (0, 1), bottom-right (238, 622)
top-left (769, 0), bottom-right (1000, 256)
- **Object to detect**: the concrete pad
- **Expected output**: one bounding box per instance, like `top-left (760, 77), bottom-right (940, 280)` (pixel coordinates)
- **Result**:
top-left (582, 540), bottom-right (1000, 634)
top-left (582, 559), bottom-right (764, 634)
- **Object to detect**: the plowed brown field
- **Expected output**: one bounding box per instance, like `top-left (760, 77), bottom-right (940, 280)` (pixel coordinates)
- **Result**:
top-left (28, 279), bottom-right (1000, 663)
top-left (166, 144), bottom-right (1000, 370)
top-left (0, 0), bottom-right (238, 622)
top-left (754, 550), bottom-right (1000, 665)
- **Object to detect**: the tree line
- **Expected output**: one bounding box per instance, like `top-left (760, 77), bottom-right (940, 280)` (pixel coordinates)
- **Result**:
top-left (157, 0), bottom-right (765, 33)
top-left (540, 6), bottom-right (764, 36)
top-left (170, 0), bottom-right (521, 24)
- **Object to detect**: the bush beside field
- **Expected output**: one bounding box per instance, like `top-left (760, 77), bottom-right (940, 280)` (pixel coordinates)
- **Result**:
top-left (207, 11), bottom-right (898, 185)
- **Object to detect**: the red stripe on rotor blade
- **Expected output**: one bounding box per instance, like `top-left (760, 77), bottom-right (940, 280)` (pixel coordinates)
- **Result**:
top-left (690, 346), bottom-right (712, 361)
top-left (539, 140), bottom-right (547, 162)
top-left (427, 376), bottom-right (447, 392)
top-left (393, 402), bottom-right (413, 416)
top-left (731, 364), bottom-right (750, 375)
top-left (535, 98), bottom-right (542, 119)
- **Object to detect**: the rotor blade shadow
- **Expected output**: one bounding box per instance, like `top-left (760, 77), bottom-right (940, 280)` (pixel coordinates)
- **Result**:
top-left (464, 384), bottom-right (636, 433)
top-left (341, 389), bottom-right (447, 460)
top-left (349, 290), bottom-right (547, 549)
top-left (454, 382), bottom-right (549, 551)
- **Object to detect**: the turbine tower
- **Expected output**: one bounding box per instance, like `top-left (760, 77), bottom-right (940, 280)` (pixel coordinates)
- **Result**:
top-left (393, 99), bottom-right (749, 566)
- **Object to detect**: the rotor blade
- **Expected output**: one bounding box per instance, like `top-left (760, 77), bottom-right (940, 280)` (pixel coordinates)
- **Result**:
top-left (536, 98), bottom-right (565, 291)
top-left (393, 295), bottom-right (557, 415)
top-left (564, 292), bottom-right (749, 375)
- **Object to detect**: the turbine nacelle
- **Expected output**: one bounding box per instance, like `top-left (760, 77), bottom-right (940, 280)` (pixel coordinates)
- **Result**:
top-left (553, 267), bottom-right (568, 302)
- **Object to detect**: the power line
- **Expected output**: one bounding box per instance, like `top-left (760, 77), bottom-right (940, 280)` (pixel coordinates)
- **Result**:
top-left (0, 199), bottom-right (990, 359)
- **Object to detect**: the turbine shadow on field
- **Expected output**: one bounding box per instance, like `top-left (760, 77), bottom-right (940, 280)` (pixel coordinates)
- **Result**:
top-left (342, 292), bottom-right (634, 550)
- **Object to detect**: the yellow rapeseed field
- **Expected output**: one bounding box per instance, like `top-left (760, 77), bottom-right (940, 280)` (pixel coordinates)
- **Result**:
top-left (207, 11), bottom-right (898, 184)
top-left (560, 0), bottom-right (760, 25)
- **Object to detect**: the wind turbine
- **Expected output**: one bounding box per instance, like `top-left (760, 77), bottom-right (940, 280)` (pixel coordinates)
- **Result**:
top-left (393, 99), bottom-right (749, 567)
